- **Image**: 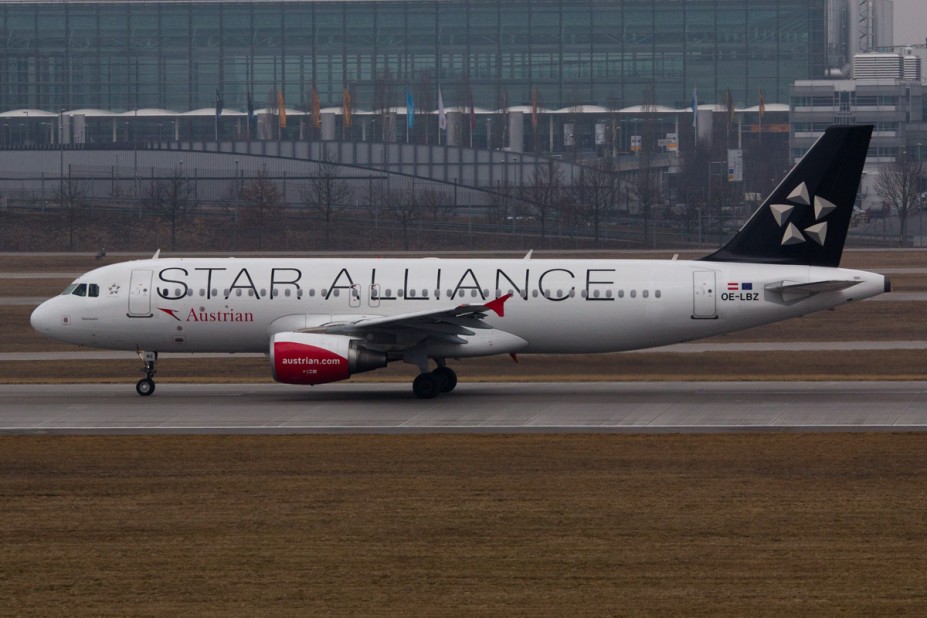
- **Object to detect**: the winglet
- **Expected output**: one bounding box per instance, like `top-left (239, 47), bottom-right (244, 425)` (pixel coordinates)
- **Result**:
top-left (484, 293), bottom-right (512, 318)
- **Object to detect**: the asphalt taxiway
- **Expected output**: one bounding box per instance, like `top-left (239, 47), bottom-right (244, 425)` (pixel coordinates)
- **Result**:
top-left (1, 381), bottom-right (926, 434)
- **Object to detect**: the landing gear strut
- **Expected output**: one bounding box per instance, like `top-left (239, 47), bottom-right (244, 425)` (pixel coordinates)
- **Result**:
top-left (136, 350), bottom-right (158, 396)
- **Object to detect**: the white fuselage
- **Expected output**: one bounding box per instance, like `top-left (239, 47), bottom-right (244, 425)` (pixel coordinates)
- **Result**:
top-left (30, 257), bottom-right (888, 355)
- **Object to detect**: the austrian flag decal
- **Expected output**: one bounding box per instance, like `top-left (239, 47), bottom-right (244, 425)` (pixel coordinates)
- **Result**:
top-left (727, 282), bottom-right (753, 291)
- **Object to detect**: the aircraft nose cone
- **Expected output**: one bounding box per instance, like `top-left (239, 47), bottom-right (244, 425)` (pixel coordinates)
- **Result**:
top-left (30, 300), bottom-right (56, 334)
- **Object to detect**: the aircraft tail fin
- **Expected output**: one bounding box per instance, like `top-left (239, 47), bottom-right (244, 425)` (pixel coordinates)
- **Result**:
top-left (702, 124), bottom-right (872, 267)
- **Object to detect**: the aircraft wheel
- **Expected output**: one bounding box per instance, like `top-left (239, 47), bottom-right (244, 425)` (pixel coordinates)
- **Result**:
top-left (412, 373), bottom-right (441, 399)
top-left (432, 366), bottom-right (458, 393)
top-left (136, 378), bottom-right (156, 397)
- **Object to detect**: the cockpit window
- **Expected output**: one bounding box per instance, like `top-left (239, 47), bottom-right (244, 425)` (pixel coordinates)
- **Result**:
top-left (60, 283), bottom-right (100, 297)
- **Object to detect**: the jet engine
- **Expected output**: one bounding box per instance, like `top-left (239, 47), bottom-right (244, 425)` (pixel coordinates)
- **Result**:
top-left (270, 332), bottom-right (387, 385)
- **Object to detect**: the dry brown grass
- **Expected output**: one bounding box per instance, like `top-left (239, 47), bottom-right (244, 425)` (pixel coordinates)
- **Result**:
top-left (1, 434), bottom-right (926, 615)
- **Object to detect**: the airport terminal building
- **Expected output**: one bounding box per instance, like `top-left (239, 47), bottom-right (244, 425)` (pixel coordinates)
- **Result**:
top-left (0, 0), bottom-right (825, 146)
top-left (0, 0), bottom-right (848, 244)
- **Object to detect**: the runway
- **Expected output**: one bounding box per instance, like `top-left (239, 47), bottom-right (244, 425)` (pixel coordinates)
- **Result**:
top-left (1, 381), bottom-right (926, 434)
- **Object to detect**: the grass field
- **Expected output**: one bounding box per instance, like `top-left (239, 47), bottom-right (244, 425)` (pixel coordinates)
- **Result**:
top-left (2, 434), bottom-right (926, 615)
top-left (2, 250), bottom-right (926, 615)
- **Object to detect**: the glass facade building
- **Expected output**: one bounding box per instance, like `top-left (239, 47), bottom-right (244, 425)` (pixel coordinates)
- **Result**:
top-left (0, 0), bottom-right (827, 115)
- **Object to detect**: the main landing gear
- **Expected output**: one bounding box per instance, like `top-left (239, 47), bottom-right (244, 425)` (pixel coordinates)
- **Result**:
top-left (136, 350), bottom-right (158, 396)
top-left (412, 364), bottom-right (458, 400)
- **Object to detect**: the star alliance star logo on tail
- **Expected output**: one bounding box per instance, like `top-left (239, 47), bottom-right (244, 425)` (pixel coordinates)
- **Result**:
top-left (769, 182), bottom-right (835, 247)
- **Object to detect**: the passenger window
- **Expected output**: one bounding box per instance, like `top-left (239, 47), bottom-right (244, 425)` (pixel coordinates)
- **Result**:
top-left (655, 290), bottom-right (662, 298)
top-left (643, 290), bottom-right (649, 298)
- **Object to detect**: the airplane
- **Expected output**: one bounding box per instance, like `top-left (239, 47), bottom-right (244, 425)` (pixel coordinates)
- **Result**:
top-left (30, 125), bottom-right (890, 399)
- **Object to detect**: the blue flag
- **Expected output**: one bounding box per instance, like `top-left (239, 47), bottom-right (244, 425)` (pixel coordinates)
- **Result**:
top-left (406, 91), bottom-right (415, 130)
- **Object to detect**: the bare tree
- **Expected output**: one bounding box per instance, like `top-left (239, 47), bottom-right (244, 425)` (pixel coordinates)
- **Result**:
top-left (876, 149), bottom-right (925, 247)
top-left (382, 184), bottom-right (421, 251)
top-left (142, 166), bottom-right (196, 251)
top-left (518, 159), bottom-right (564, 243)
top-left (300, 148), bottom-right (352, 248)
top-left (56, 176), bottom-right (90, 251)
top-left (572, 156), bottom-right (620, 246)
top-left (240, 165), bottom-right (285, 251)
top-left (418, 186), bottom-right (451, 223)
top-left (628, 162), bottom-right (662, 249)
top-left (485, 177), bottom-right (523, 229)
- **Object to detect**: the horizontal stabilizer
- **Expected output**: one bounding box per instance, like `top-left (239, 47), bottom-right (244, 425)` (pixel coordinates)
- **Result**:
top-left (765, 279), bottom-right (861, 304)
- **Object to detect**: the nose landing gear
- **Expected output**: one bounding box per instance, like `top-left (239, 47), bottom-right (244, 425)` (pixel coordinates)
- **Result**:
top-left (136, 350), bottom-right (158, 396)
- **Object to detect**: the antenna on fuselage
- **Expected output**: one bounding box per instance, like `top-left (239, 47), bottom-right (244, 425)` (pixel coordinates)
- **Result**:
top-left (152, 249), bottom-right (161, 260)
top-left (523, 250), bottom-right (533, 260)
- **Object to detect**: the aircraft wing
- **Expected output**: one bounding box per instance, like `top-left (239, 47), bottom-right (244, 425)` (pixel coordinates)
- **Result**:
top-left (322, 294), bottom-right (512, 345)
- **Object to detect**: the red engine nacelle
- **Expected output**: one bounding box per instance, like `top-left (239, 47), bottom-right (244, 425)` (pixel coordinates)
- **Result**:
top-left (270, 332), bottom-right (387, 385)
